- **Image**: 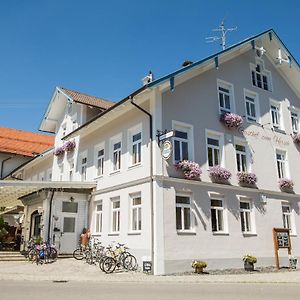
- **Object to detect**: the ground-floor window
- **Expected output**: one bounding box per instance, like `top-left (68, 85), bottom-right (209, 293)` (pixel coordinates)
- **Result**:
top-left (95, 201), bottom-right (103, 233)
top-left (175, 194), bottom-right (191, 231)
top-left (211, 199), bottom-right (224, 232)
top-left (131, 194), bottom-right (142, 232)
top-left (240, 201), bottom-right (252, 233)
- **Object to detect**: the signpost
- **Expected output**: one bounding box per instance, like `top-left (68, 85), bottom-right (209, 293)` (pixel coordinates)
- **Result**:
top-left (272, 228), bottom-right (291, 270)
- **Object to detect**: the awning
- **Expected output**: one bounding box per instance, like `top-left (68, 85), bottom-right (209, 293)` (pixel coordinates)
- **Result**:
top-left (0, 180), bottom-right (97, 208)
top-left (0, 205), bottom-right (24, 215)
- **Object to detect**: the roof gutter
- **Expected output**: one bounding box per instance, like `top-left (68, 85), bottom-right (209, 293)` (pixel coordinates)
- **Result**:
top-left (130, 97), bottom-right (154, 274)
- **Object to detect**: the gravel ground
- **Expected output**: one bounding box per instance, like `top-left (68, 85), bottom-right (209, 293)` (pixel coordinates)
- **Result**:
top-left (1, 259), bottom-right (300, 283)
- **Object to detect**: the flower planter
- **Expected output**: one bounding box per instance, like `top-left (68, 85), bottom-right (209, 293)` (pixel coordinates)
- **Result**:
top-left (239, 182), bottom-right (257, 188)
top-left (194, 266), bottom-right (204, 274)
top-left (280, 186), bottom-right (294, 193)
top-left (244, 261), bottom-right (254, 271)
top-left (210, 177), bottom-right (230, 185)
top-left (209, 165), bottom-right (232, 184)
top-left (220, 112), bottom-right (243, 129)
top-left (278, 178), bottom-right (294, 193)
top-left (175, 160), bottom-right (202, 180)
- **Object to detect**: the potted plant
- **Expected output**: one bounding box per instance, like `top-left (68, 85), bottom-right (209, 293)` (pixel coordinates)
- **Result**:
top-left (62, 140), bottom-right (76, 152)
top-left (289, 255), bottom-right (297, 270)
top-left (242, 254), bottom-right (257, 271)
top-left (53, 146), bottom-right (64, 157)
top-left (292, 133), bottom-right (300, 145)
top-left (220, 112), bottom-right (243, 129)
top-left (278, 178), bottom-right (294, 193)
top-left (175, 160), bottom-right (202, 180)
top-left (237, 172), bottom-right (257, 188)
top-left (209, 165), bottom-right (232, 184)
top-left (191, 260), bottom-right (207, 274)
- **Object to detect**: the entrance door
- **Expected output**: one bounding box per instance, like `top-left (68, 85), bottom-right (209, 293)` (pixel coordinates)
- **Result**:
top-left (59, 201), bottom-right (79, 253)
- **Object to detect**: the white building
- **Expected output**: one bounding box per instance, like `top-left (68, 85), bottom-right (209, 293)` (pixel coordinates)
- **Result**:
top-left (2, 29), bottom-right (300, 275)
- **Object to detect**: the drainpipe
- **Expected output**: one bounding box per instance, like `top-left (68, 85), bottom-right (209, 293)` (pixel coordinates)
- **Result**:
top-left (0, 156), bottom-right (13, 179)
top-left (47, 190), bottom-right (55, 242)
top-left (130, 97), bottom-right (154, 275)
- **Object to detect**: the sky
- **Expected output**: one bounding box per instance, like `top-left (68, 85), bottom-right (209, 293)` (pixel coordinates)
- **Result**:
top-left (0, 0), bottom-right (300, 133)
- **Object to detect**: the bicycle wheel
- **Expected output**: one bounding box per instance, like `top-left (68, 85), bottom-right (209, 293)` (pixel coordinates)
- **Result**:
top-left (99, 255), bottom-right (108, 271)
top-left (49, 247), bottom-right (58, 261)
top-left (85, 250), bottom-right (93, 265)
top-left (73, 248), bottom-right (84, 260)
top-left (27, 249), bottom-right (36, 262)
top-left (102, 257), bottom-right (116, 274)
top-left (123, 254), bottom-right (137, 271)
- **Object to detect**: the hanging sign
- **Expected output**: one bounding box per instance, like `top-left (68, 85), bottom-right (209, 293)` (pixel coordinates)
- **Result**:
top-left (161, 140), bottom-right (172, 160)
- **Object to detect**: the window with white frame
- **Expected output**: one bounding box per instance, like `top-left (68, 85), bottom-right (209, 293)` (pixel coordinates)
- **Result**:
top-left (111, 197), bottom-right (120, 232)
top-left (47, 169), bottom-right (52, 181)
top-left (131, 132), bottom-right (142, 165)
top-left (217, 80), bottom-right (234, 114)
top-left (96, 148), bottom-right (105, 176)
top-left (69, 160), bottom-right (74, 181)
top-left (175, 194), bottom-right (192, 231)
top-left (250, 59), bottom-right (272, 91)
top-left (81, 156), bottom-right (87, 181)
top-left (112, 141), bottom-right (121, 171)
top-left (282, 203), bottom-right (291, 231)
top-left (210, 199), bottom-right (224, 232)
top-left (172, 122), bottom-right (193, 163)
top-left (240, 201), bottom-right (252, 233)
top-left (244, 90), bottom-right (259, 123)
top-left (207, 135), bottom-right (221, 167)
top-left (270, 100), bottom-right (282, 129)
top-left (276, 150), bottom-right (287, 179)
top-left (235, 144), bottom-right (247, 172)
top-left (62, 124), bottom-right (67, 138)
top-left (58, 163), bottom-right (64, 181)
top-left (291, 111), bottom-right (299, 133)
top-left (95, 201), bottom-right (103, 233)
top-left (131, 194), bottom-right (142, 231)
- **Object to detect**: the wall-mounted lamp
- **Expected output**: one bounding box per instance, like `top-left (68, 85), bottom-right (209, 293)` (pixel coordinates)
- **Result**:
top-left (70, 196), bottom-right (75, 202)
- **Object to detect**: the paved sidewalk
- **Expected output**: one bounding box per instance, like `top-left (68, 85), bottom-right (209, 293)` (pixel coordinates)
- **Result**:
top-left (1, 259), bottom-right (300, 284)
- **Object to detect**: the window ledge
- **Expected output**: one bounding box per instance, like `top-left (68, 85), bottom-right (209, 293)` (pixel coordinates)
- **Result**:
top-left (108, 232), bottom-right (120, 236)
top-left (242, 232), bottom-right (257, 237)
top-left (290, 234), bottom-right (297, 237)
top-left (273, 128), bottom-right (286, 135)
top-left (177, 231), bottom-right (196, 235)
top-left (128, 231), bottom-right (141, 236)
top-left (109, 170), bottom-right (121, 176)
top-left (212, 232), bottom-right (229, 236)
top-left (128, 163), bottom-right (142, 171)
top-left (94, 175), bottom-right (104, 180)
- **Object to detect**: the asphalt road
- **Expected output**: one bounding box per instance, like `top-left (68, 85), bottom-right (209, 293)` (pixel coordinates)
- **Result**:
top-left (1, 281), bottom-right (300, 300)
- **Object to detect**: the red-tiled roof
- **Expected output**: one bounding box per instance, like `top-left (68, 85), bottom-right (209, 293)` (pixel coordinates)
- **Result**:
top-left (0, 127), bottom-right (54, 157)
top-left (60, 87), bottom-right (115, 110)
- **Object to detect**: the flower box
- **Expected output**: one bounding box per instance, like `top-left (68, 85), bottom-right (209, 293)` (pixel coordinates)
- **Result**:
top-left (220, 112), bottom-right (243, 129)
top-left (292, 133), bottom-right (300, 144)
top-left (53, 146), bottom-right (64, 157)
top-left (209, 165), bottom-right (231, 184)
top-left (278, 178), bottom-right (294, 193)
top-left (237, 172), bottom-right (257, 188)
top-left (175, 160), bottom-right (202, 180)
top-left (62, 140), bottom-right (76, 152)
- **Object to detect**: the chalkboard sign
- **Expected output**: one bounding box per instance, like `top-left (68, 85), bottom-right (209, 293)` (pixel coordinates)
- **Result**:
top-left (277, 231), bottom-right (289, 248)
top-left (143, 261), bottom-right (152, 273)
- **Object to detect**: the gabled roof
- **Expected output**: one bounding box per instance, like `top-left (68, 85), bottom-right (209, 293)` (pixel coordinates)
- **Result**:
top-left (64, 28), bottom-right (300, 140)
top-left (60, 87), bottom-right (114, 110)
top-left (0, 127), bottom-right (54, 157)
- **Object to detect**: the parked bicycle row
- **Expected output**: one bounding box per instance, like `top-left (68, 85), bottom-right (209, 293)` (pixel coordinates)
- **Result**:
top-left (25, 237), bottom-right (58, 265)
top-left (73, 238), bottom-right (138, 274)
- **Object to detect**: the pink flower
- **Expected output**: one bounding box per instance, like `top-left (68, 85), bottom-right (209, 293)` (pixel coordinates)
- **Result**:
top-left (175, 160), bottom-right (202, 180)
top-left (292, 133), bottom-right (300, 144)
top-left (62, 140), bottom-right (76, 152)
top-left (53, 146), bottom-right (64, 156)
top-left (237, 172), bottom-right (257, 185)
top-left (278, 178), bottom-right (294, 190)
top-left (209, 165), bottom-right (232, 181)
top-left (220, 112), bottom-right (243, 128)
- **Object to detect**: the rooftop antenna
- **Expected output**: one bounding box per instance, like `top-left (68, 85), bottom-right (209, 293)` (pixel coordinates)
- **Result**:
top-left (206, 19), bottom-right (237, 50)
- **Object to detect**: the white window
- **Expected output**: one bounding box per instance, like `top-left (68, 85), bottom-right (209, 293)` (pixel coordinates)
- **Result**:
top-left (217, 80), bottom-right (234, 114)
top-left (131, 132), bottom-right (142, 165)
top-left (131, 194), bottom-right (142, 231)
top-left (270, 100), bottom-right (282, 129)
top-left (250, 59), bottom-right (272, 91)
top-left (175, 194), bottom-right (192, 231)
top-left (95, 201), bottom-right (103, 233)
top-left (235, 144), bottom-right (247, 172)
top-left (47, 169), bottom-right (52, 181)
top-left (81, 156), bottom-right (87, 181)
top-left (282, 204), bottom-right (291, 231)
top-left (62, 124), bottom-right (67, 138)
top-left (207, 135), bottom-right (221, 167)
top-left (172, 121), bottom-right (193, 163)
top-left (211, 199), bottom-right (224, 232)
top-left (39, 172), bottom-right (45, 181)
top-left (58, 163), bottom-right (64, 181)
top-left (291, 111), bottom-right (299, 133)
top-left (244, 90), bottom-right (259, 123)
top-left (112, 141), bottom-right (121, 171)
top-left (96, 148), bottom-right (104, 176)
top-left (240, 201), bottom-right (252, 233)
top-left (111, 197), bottom-right (120, 232)
top-left (276, 150), bottom-right (288, 179)
top-left (69, 160), bottom-right (74, 181)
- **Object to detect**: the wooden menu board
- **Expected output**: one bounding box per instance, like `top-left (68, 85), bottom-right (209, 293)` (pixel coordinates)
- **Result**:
top-left (272, 228), bottom-right (291, 270)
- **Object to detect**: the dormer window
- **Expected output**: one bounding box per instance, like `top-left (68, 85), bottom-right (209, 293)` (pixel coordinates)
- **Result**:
top-left (250, 58), bottom-right (272, 92)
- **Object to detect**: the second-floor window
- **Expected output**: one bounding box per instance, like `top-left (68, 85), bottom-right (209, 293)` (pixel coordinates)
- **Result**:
top-left (113, 141), bottom-right (121, 171)
top-left (291, 111), bottom-right (299, 133)
top-left (174, 130), bottom-right (189, 162)
top-left (81, 157), bottom-right (87, 181)
top-left (217, 80), bottom-right (234, 114)
top-left (207, 137), bottom-right (220, 167)
top-left (132, 132), bottom-right (142, 165)
top-left (235, 144), bottom-right (247, 172)
top-left (270, 100), bottom-right (282, 129)
top-left (276, 151), bottom-right (287, 179)
top-left (69, 160), bottom-right (74, 181)
top-left (97, 149), bottom-right (104, 176)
